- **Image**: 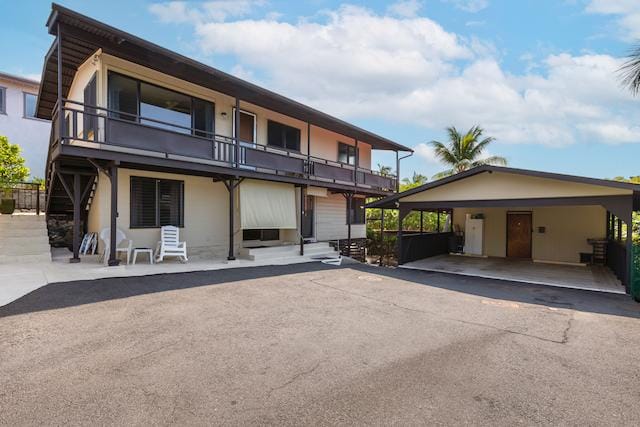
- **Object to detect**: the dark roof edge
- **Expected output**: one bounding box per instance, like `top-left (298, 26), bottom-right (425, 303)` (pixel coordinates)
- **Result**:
top-left (366, 165), bottom-right (640, 209)
top-left (46, 3), bottom-right (412, 153)
top-left (0, 71), bottom-right (40, 87)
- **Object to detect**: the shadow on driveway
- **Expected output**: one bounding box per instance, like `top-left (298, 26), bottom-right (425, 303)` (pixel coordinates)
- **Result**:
top-left (1, 262), bottom-right (638, 319)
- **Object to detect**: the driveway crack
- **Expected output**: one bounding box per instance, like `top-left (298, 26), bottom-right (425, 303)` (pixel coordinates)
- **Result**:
top-left (268, 360), bottom-right (323, 397)
top-left (308, 278), bottom-right (572, 345)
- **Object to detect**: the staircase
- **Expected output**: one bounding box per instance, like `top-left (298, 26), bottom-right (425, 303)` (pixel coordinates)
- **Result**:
top-left (0, 214), bottom-right (52, 264)
top-left (239, 242), bottom-right (338, 262)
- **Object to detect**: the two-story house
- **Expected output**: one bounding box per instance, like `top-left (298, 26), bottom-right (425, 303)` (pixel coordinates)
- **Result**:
top-left (37, 4), bottom-right (410, 265)
top-left (0, 71), bottom-right (51, 178)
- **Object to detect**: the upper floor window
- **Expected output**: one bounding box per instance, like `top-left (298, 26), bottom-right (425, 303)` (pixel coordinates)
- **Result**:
top-left (107, 71), bottom-right (214, 137)
top-left (267, 120), bottom-right (300, 151)
top-left (0, 87), bottom-right (6, 114)
top-left (23, 93), bottom-right (37, 119)
top-left (338, 142), bottom-right (357, 166)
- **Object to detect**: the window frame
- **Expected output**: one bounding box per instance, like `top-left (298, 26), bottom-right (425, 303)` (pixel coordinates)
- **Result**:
top-left (107, 70), bottom-right (215, 137)
top-left (266, 119), bottom-right (301, 152)
top-left (232, 108), bottom-right (257, 144)
top-left (22, 92), bottom-right (38, 120)
top-left (130, 176), bottom-right (185, 229)
top-left (337, 142), bottom-right (358, 166)
top-left (347, 197), bottom-right (366, 225)
top-left (0, 86), bottom-right (6, 115)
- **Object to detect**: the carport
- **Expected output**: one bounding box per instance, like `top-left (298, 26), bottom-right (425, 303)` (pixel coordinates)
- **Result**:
top-left (368, 166), bottom-right (640, 299)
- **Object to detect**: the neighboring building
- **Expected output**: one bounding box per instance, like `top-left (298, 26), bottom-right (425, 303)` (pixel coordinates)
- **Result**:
top-left (368, 165), bottom-right (640, 299)
top-left (0, 72), bottom-right (51, 178)
top-left (37, 5), bottom-right (410, 264)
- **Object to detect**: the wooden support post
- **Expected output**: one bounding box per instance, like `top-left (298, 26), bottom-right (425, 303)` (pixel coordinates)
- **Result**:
top-left (626, 214), bottom-right (633, 293)
top-left (234, 98), bottom-right (240, 167)
top-left (420, 210), bottom-right (424, 234)
top-left (300, 186), bottom-right (305, 256)
top-left (227, 179), bottom-right (237, 260)
top-left (306, 122), bottom-right (311, 179)
top-left (108, 164), bottom-right (120, 266)
top-left (70, 174), bottom-right (81, 263)
top-left (346, 193), bottom-right (353, 255)
top-left (606, 211), bottom-right (611, 239)
top-left (57, 24), bottom-right (65, 142)
top-left (395, 151), bottom-right (400, 193)
top-left (437, 210), bottom-right (441, 232)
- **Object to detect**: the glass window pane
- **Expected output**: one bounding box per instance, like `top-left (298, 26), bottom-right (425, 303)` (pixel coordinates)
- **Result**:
top-left (267, 121), bottom-right (284, 147)
top-left (131, 177), bottom-right (157, 227)
top-left (24, 93), bottom-right (37, 118)
top-left (158, 180), bottom-right (183, 227)
top-left (284, 126), bottom-right (300, 151)
top-left (140, 83), bottom-right (191, 134)
top-left (108, 73), bottom-right (138, 121)
top-left (0, 88), bottom-right (6, 113)
top-left (193, 98), bottom-right (214, 137)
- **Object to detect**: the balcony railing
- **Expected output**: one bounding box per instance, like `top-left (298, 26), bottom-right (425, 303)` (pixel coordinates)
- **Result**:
top-left (52, 100), bottom-right (397, 192)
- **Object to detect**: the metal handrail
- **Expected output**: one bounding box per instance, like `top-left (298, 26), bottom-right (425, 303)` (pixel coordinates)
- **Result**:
top-left (55, 100), bottom-right (398, 190)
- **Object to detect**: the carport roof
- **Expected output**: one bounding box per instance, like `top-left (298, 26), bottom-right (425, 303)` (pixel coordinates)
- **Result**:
top-left (367, 165), bottom-right (640, 210)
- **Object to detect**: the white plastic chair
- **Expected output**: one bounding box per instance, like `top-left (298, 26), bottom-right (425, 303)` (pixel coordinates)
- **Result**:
top-left (99, 228), bottom-right (133, 265)
top-left (155, 225), bottom-right (188, 263)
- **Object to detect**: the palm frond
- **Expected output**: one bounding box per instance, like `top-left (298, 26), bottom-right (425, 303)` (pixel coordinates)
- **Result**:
top-left (432, 168), bottom-right (456, 180)
top-left (472, 155), bottom-right (508, 167)
top-left (429, 140), bottom-right (458, 165)
top-left (619, 44), bottom-right (640, 96)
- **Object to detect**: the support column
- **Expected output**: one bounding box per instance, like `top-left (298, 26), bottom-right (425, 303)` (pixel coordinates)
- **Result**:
top-left (606, 211), bottom-right (611, 239)
top-left (626, 213), bottom-right (633, 295)
top-left (227, 179), bottom-right (237, 260)
top-left (57, 24), bottom-right (65, 141)
top-left (437, 209), bottom-right (441, 232)
top-left (234, 98), bottom-right (240, 168)
top-left (346, 193), bottom-right (353, 254)
top-left (420, 210), bottom-right (424, 234)
top-left (108, 164), bottom-right (120, 266)
top-left (395, 151), bottom-right (400, 193)
top-left (380, 208), bottom-right (385, 241)
top-left (397, 206), bottom-right (409, 265)
top-left (300, 186), bottom-right (305, 256)
top-left (70, 173), bottom-right (81, 263)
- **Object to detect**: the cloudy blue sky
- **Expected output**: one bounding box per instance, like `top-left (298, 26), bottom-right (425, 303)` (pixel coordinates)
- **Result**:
top-left (2, 0), bottom-right (640, 180)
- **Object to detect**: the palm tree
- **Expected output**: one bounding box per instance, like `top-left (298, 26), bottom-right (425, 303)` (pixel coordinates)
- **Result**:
top-left (401, 172), bottom-right (428, 189)
top-left (377, 163), bottom-right (393, 176)
top-left (620, 44), bottom-right (640, 95)
top-left (429, 125), bottom-right (506, 179)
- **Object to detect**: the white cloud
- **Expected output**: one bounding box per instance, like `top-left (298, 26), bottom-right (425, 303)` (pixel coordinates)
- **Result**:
top-left (413, 143), bottom-right (441, 163)
top-left (585, 0), bottom-right (640, 40)
top-left (149, 1), bottom-right (266, 24)
top-left (387, 0), bottom-right (423, 18)
top-left (150, 2), bottom-right (639, 147)
top-left (443, 0), bottom-right (489, 13)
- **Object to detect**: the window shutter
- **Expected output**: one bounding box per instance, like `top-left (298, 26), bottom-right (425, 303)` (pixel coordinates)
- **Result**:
top-left (131, 177), bottom-right (157, 227)
top-left (158, 180), bottom-right (184, 227)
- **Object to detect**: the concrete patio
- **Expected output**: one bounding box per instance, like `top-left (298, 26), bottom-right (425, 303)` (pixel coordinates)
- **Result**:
top-left (401, 254), bottom-right (625, 294)
top-left (0, 247), bottom-right (341, 307)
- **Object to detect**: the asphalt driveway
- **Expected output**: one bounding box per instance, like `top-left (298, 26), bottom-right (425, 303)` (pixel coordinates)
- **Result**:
top-left (1, 263), bottom-right (640, 425)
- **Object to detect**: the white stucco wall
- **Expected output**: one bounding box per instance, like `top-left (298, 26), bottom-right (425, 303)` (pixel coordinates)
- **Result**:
top-left (0, 74), bottom-right (51, 179)
top-left (452, 205), bottom-right (606, 264)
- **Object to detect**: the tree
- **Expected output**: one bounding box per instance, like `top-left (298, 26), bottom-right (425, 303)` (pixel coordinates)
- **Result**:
top-left (429, 125), bottom-right (506, 180)
top-left (401, 172), bottom-right (428, 191)
top-left (377, 163), bottom-right (393, 176)
top-left (0, 136), bottom-right (29, 185)
top-left (620, 44), bottom-right (640, 96)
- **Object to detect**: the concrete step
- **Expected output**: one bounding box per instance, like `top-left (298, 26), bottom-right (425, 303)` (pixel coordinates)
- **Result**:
top-left (0, 243), bottom-right (52, 256)
top-left (0, 214), bottom-right (46, 223)
top-left (0, 253), bottom-right (51, 265)
top-left (240, 243), bottom-right (335, 261)
top-left (0, 227), bottom-right (48, 237)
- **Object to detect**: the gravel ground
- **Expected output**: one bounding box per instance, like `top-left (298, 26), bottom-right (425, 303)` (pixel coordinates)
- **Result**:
top-left (1, 262), bottom-right (639, 426)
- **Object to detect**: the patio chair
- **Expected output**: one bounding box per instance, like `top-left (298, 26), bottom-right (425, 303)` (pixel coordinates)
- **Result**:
top-left (99, 228), bottom-right (133, 265)
top-left (155, 225), bottom-right (188, 263)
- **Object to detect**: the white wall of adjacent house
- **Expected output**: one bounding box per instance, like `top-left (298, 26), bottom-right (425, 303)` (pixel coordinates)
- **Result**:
top-left (0, 74), bottom-right (50, 179)
top-left (452, 205), bottom-right (606, 264)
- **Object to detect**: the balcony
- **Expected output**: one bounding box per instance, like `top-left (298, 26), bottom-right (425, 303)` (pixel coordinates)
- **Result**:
top-left (51, 100), bottom-right (397, 194)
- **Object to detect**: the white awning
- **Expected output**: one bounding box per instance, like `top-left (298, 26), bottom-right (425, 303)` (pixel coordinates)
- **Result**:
top-left (240, 180), bottom-right (297, 229)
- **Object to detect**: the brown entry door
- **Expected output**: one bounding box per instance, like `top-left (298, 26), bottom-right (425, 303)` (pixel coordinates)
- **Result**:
top-left (507, 212), bottom-right (532, 258)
